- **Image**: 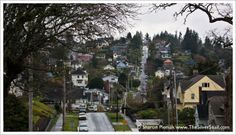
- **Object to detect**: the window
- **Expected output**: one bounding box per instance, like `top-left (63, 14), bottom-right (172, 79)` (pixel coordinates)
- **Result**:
top-left (202, 83), bottom-right (210, 87)
top-left (82, 75), bottom-right (84, 78)
top-left (77, 80), bottom-right (83, 83)
top-left (191, 93), bottom-right (195, 100)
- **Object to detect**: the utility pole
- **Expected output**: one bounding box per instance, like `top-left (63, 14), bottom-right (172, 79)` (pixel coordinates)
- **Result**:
top-left (62, 63), bottom-right (66, 131)
top-left (173, 70), bottom-right (178, 131)
top-left (116, 92), bottom-right (119, 122)
top-left (28, 56), bottom-right (33, 131)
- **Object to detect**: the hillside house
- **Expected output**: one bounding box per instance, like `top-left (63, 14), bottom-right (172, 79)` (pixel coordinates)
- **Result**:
top-left (176, 75), bottom-right (225, 109)
top-left (71, 68), bottom-right (88, 88)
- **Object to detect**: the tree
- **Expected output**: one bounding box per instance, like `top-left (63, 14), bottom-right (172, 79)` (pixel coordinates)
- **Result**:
top-left (87, 77), bottom-right (104, 89)
top-left (181, 27), bottom-right (202, 53)
top-left (4, 95), bottom-right (28, 131)
top-left (130, 31), bottom-right (143, 49)
top-left (178, 108), bottom-right (195, 126)
top-left (152, 3), bottom-right (233, 25)
top-left (126, 32), bottom-right (132, 41)
top-left (118, 73), bottom-right (128, 87)
top-left (144, 33), bottom-right (151, 43)
top-left (4, 4), bottom-right (138, 97)
top-left (203, 36), bottom-right (213, 50)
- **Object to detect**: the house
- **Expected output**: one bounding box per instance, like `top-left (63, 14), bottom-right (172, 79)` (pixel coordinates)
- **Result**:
top-left (102, 75), bottom-right (118, 84)
top-left (155, 70), bottom-right (165, 78)
top-left (159, 44), bottom-right (171, 59)
top-left (71, 68), bottom-right (88, 88)
top-left (103, 64), bottom-right (115, 70)
top-left (176, 75), bottom-right (225, 109)
top-left (108, 58), bottom-right (113, 62)
top-left (96, 53), bottom-right (106, 59)
top-left (9, 74), bottom-right (24, 97)
top-left (71, 60), bottom-right (82, 70)
top-left (78, 53), bottom-right (93, 62)
top-left (116, 61), bottom-right (128, 69)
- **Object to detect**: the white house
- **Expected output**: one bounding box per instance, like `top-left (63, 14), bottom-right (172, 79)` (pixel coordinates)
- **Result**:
top-left (71, 68), bottom-right (88, 87)
top-left (102, 75), bottom-right (118, 84)
top-left (155, 70), bottom-right (165, 78)
top-left (103, 64), bottom-right (115, 70)
top-left (71, 61), bottom-right (82, 70)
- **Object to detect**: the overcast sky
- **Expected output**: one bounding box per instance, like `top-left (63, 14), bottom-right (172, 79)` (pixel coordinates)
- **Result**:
top-left (118, 3), bottom-right (233, 41)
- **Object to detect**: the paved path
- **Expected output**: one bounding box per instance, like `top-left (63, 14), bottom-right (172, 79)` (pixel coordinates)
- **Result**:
top-left (120, 113), bottom-right (139, 132)
top-left (86, 112), bottom-right (114, 132)
top-left (51, 114), bottom-right (62, 131)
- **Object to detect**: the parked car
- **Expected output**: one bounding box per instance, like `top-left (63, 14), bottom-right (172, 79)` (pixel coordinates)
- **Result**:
top-left (87, 105), bottom-right (97, 112)
top-left (79, 108), bottom-right (86, 113)
top-left (79, 114), bottom-right (87, 121)
top-left (78, 122), bottom-right (88, 132)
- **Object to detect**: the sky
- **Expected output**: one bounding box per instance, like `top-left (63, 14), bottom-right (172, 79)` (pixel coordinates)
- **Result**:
top-left (118, 3), bottom-right (233, 41)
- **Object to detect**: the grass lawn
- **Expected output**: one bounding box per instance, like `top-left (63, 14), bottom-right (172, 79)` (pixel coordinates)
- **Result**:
top-left (33, 100), bottom-right (55, 125)
top-left (106, 112), bottom-right (123, 122)
top-left (113, 125), bottom-right (131, 131)
top-left (64, 114), bottom-right (79, 131)
top-left (47, 114), bottom-right (59, 131)
top-left (174, 55), bottom-right (191, 62)
top-left (106, 112), bottom-right (131, 131)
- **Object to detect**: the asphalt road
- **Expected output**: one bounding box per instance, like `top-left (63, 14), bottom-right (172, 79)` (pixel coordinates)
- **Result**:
top-left (86, 112), bottom-right (114, 132)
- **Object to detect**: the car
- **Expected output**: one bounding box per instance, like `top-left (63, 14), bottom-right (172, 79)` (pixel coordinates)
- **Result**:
top-left (79, 114), bottom-right (87, 120)
top-left (87, 105), bottom-right (98, 112)
top-left (79, 108), bottom-right (86, 113)
top-left (79, 112), bottom-right (86, 116)
top-left (78, 122), bottom-right (88, 132)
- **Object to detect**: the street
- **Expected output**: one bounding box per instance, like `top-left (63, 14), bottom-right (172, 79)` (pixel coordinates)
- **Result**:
top-left (86, 112), bottom-right (114, 132)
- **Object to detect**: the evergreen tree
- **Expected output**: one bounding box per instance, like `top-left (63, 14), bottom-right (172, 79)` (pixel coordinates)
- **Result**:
top-left (181, 27), bottom-right (202, 53)
top-left (126, 32), bottom-right (132, 41)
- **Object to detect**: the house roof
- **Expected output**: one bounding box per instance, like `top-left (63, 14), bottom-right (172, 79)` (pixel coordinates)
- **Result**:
top-left (71, 68), bottom-right (87, 75)
top-left (117, 61), bottom-right (127, 68)
top-left (104, 64), bottom-right (115, 69)
top-left (164, 59), bottom-right (173, 65)
top-left (207, 75), bottom-right (225, 89)
top-left (181, 75), bottom-right (225, 92)
top-left (196, 104), bottom-right (208, 120)
top-left (102, 75), bottom-right (118, 80)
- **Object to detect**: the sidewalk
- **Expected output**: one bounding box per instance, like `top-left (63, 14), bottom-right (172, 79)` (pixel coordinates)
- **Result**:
top-left (120, 113), bottom-right (139, 132)
top-left (51, 114), bottom-right (63, 131)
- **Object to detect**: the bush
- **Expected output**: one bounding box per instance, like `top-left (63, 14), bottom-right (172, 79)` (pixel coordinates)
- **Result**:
top-left (136, 109), bottom-right (158, 119)
top-left (132, 79), bottom-right (140, 88)
top-left (4, 95), bottom-right (28, 131)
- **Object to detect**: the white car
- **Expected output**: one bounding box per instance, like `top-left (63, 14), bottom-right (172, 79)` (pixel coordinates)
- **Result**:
top-left (79, 122), bottom-right (88, 132)
top-left (79, 114), bottom-right (87, 121)
top-left (87, 105), bottom-right (98, 112)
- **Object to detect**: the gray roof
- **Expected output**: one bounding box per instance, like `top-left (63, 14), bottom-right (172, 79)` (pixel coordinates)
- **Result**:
top-left (181, 75), bottom-right (225, 92)
top-left (71, 68), bottom-right (86, 75)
